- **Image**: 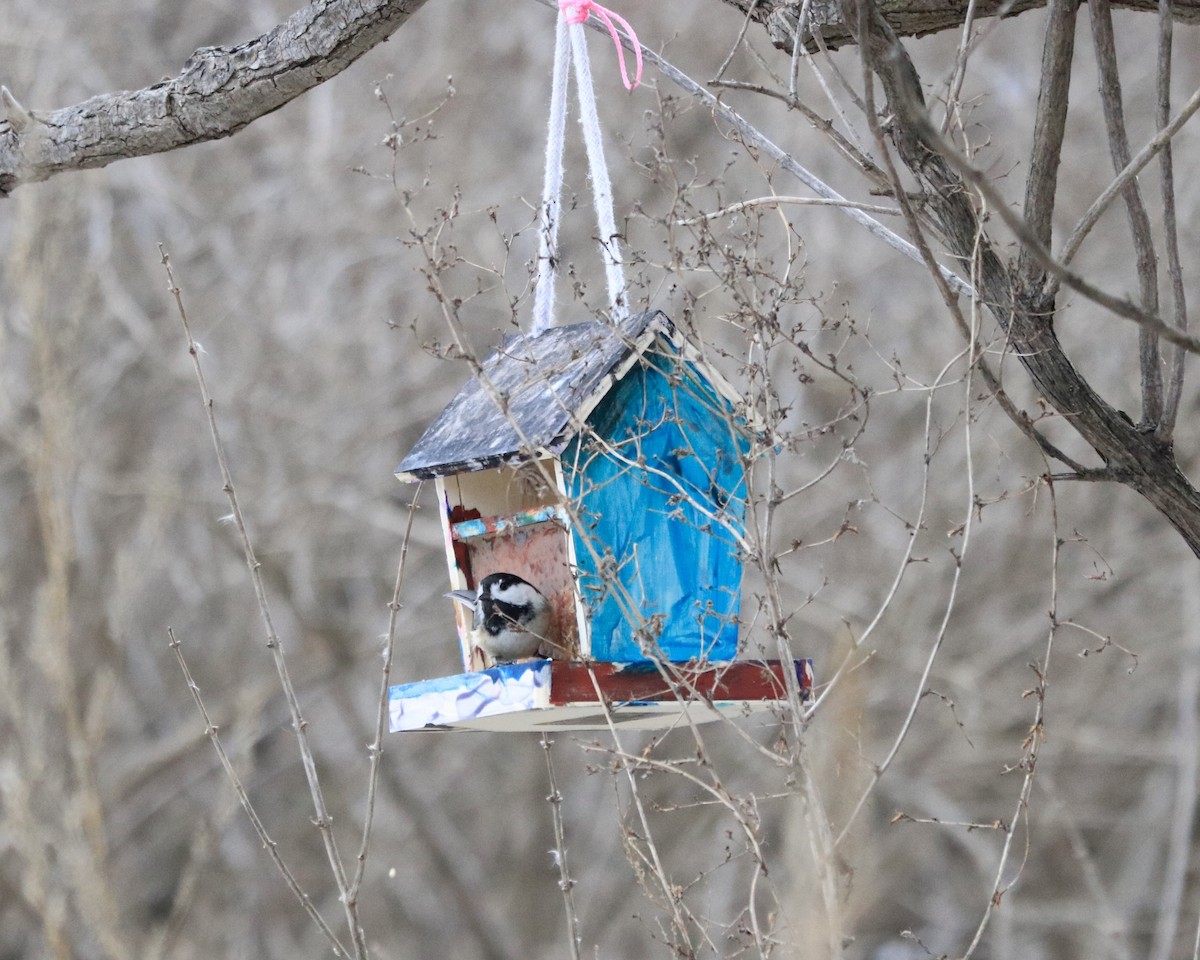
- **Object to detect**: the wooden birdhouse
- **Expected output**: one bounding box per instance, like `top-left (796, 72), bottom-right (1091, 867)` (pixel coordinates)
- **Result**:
top-left (388, 310), bottom-right (812, 731)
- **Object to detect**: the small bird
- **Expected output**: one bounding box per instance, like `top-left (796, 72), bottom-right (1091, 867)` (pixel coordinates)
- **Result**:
top-left (446, 572), bottom-right (557, 663)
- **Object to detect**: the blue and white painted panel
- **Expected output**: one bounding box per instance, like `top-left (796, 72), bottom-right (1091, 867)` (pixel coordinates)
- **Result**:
top-left (389, 660), bottom-right (552, 731)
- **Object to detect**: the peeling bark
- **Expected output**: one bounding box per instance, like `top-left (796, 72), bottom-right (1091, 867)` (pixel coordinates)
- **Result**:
top-left (0, 0), bottom-right (426, 195)
top-left (755, 0), bottom-right (1200, 51)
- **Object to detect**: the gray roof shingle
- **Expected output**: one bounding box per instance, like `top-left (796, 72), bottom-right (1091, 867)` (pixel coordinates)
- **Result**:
top-left (395, 311), bottom-right (671, 481)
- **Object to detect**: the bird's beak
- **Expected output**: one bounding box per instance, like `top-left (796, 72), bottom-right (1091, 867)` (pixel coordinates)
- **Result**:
top-left (444, 589), bottom-right (478, 610)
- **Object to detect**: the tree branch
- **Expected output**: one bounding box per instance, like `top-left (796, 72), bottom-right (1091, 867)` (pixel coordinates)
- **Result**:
top-left (1091, 0), bottom-right (1163, 426)
top-left (750, 0), bottom-right (1199, 53)
top-left (1056, 82), bottom-right (1200, 275)
top-left (1156, 0), bottom-right (1189, 443)
top-left (0, 0), bottom-right (426, 196)
top-left (1015, 0), bottom-right (1076, 298)
top-left (843, 0), bottom-right (1200, 558)
top-left (2, 0), bottom-right (1196, 198)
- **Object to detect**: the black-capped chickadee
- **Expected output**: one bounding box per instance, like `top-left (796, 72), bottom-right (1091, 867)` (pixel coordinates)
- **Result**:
top-left (446, 572), bottom-right (557, 662)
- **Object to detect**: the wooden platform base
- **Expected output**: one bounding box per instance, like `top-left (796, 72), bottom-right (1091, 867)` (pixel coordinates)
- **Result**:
top-left (389, 659), bottom-right (813, 733)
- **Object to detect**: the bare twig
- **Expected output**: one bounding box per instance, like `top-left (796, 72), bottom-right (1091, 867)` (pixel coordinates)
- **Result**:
top-left (1056, 82), bottom-right (1200, 276)
top-left (850, 0), bottom-right (1193, 363)
top-left (167, 629), bottom-right (349, 957)
top-left (1156, 0), bottom-right (1188, 442)
top-left (540, 736), bottom-right (582, 960)
top-left (676, 194), bottom-right (901, 225)
top-left (805, 25), bottom-right (877, 156)
top-left (580, 723), bottom-right (785, 955)
top-left (1014, 0), bottom-right (1076, 297)
top-left (941, 0), bottom-right (981, 134)
top-left (958, 476), bottom-right (1059, 959)
top-left (845, 0), bottom-right (1091, 476)
top-left (535, 0), bottom-right (980, 297)
top-left (1060, 619), bottom-right (1140, 670)
top-left (712, 0), bottom-right (762, 83)
top-left (834, 345), bottom-right (978, 846)
top-left (1091, 0), bottom-right (1163, 425)
top-left (348, 483), bottom-right (423, 901)
top-left (706, 78), bottom-right (885, 184)
top-left (844, 0), bottom-right (1200, 555)
top-left (788, 0), bottom-right (814, 96)
top-left (902, 93), bottom-right (1200, 355)
top-left (161, 247), bottom-right (366, 958)
top-left (586, 670), bottom-right (696, 955)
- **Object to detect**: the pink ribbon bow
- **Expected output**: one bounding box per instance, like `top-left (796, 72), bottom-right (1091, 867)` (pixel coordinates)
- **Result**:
top-left (559, 0), bottom-right (643, 90)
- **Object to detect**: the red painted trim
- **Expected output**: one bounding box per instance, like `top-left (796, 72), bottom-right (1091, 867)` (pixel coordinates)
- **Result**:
top-left (446, 504), bottom-right (481, 585)
top-left (548, 660), bottom-right (812, 706)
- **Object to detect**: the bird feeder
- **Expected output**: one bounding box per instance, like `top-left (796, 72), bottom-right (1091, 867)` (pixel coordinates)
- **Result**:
top-left (388, 310), bottom-right (812, 731)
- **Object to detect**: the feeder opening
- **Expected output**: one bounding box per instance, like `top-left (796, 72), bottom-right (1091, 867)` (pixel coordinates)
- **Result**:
top-left (439, 459), bottom-right (583, 670)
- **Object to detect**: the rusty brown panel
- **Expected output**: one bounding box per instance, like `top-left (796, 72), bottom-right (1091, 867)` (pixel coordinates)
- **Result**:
top-left (548, 660), bottom-right (812, 704)
top-left (466, 521), bottom-right (580, 660)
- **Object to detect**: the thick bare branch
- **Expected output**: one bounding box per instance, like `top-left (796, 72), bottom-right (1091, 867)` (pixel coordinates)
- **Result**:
top-left (748, 0), bottom-right (1199, 52)
top-left (0, 0), bottom-right (425, 196)
top-left (2, 0), bottom-right (1196, 198)
top-left (844, 0), bottom-right (1200, 558)
top-left (1015, 0), bottom-right (1077, 297)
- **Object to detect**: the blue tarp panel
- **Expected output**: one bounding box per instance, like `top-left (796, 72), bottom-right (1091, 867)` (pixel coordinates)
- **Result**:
top-left (564, 347), bottom-right (748, 661)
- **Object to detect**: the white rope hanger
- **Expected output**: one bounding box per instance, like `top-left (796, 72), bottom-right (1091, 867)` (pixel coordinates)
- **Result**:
top-left (530, 0), bottom-right (642, 336)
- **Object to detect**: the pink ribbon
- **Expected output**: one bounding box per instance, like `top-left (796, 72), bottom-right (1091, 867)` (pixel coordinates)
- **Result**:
top-left (559, 0), bottom-right (643, 91)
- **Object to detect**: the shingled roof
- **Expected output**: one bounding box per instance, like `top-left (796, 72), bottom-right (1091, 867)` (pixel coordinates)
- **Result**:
top-left (395, 311), bottom-right (672, 481)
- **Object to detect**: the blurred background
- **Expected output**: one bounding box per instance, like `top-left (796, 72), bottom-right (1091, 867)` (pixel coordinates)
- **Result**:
top-left (1, 0), bottom-right (1198, 957)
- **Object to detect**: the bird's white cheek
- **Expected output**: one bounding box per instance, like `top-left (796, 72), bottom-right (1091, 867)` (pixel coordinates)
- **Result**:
top-left (491, 582), bottom-right (541, 606)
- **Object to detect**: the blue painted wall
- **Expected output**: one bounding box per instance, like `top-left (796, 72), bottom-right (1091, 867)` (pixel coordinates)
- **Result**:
top-left (563, 347), bottom-right (748, 662)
